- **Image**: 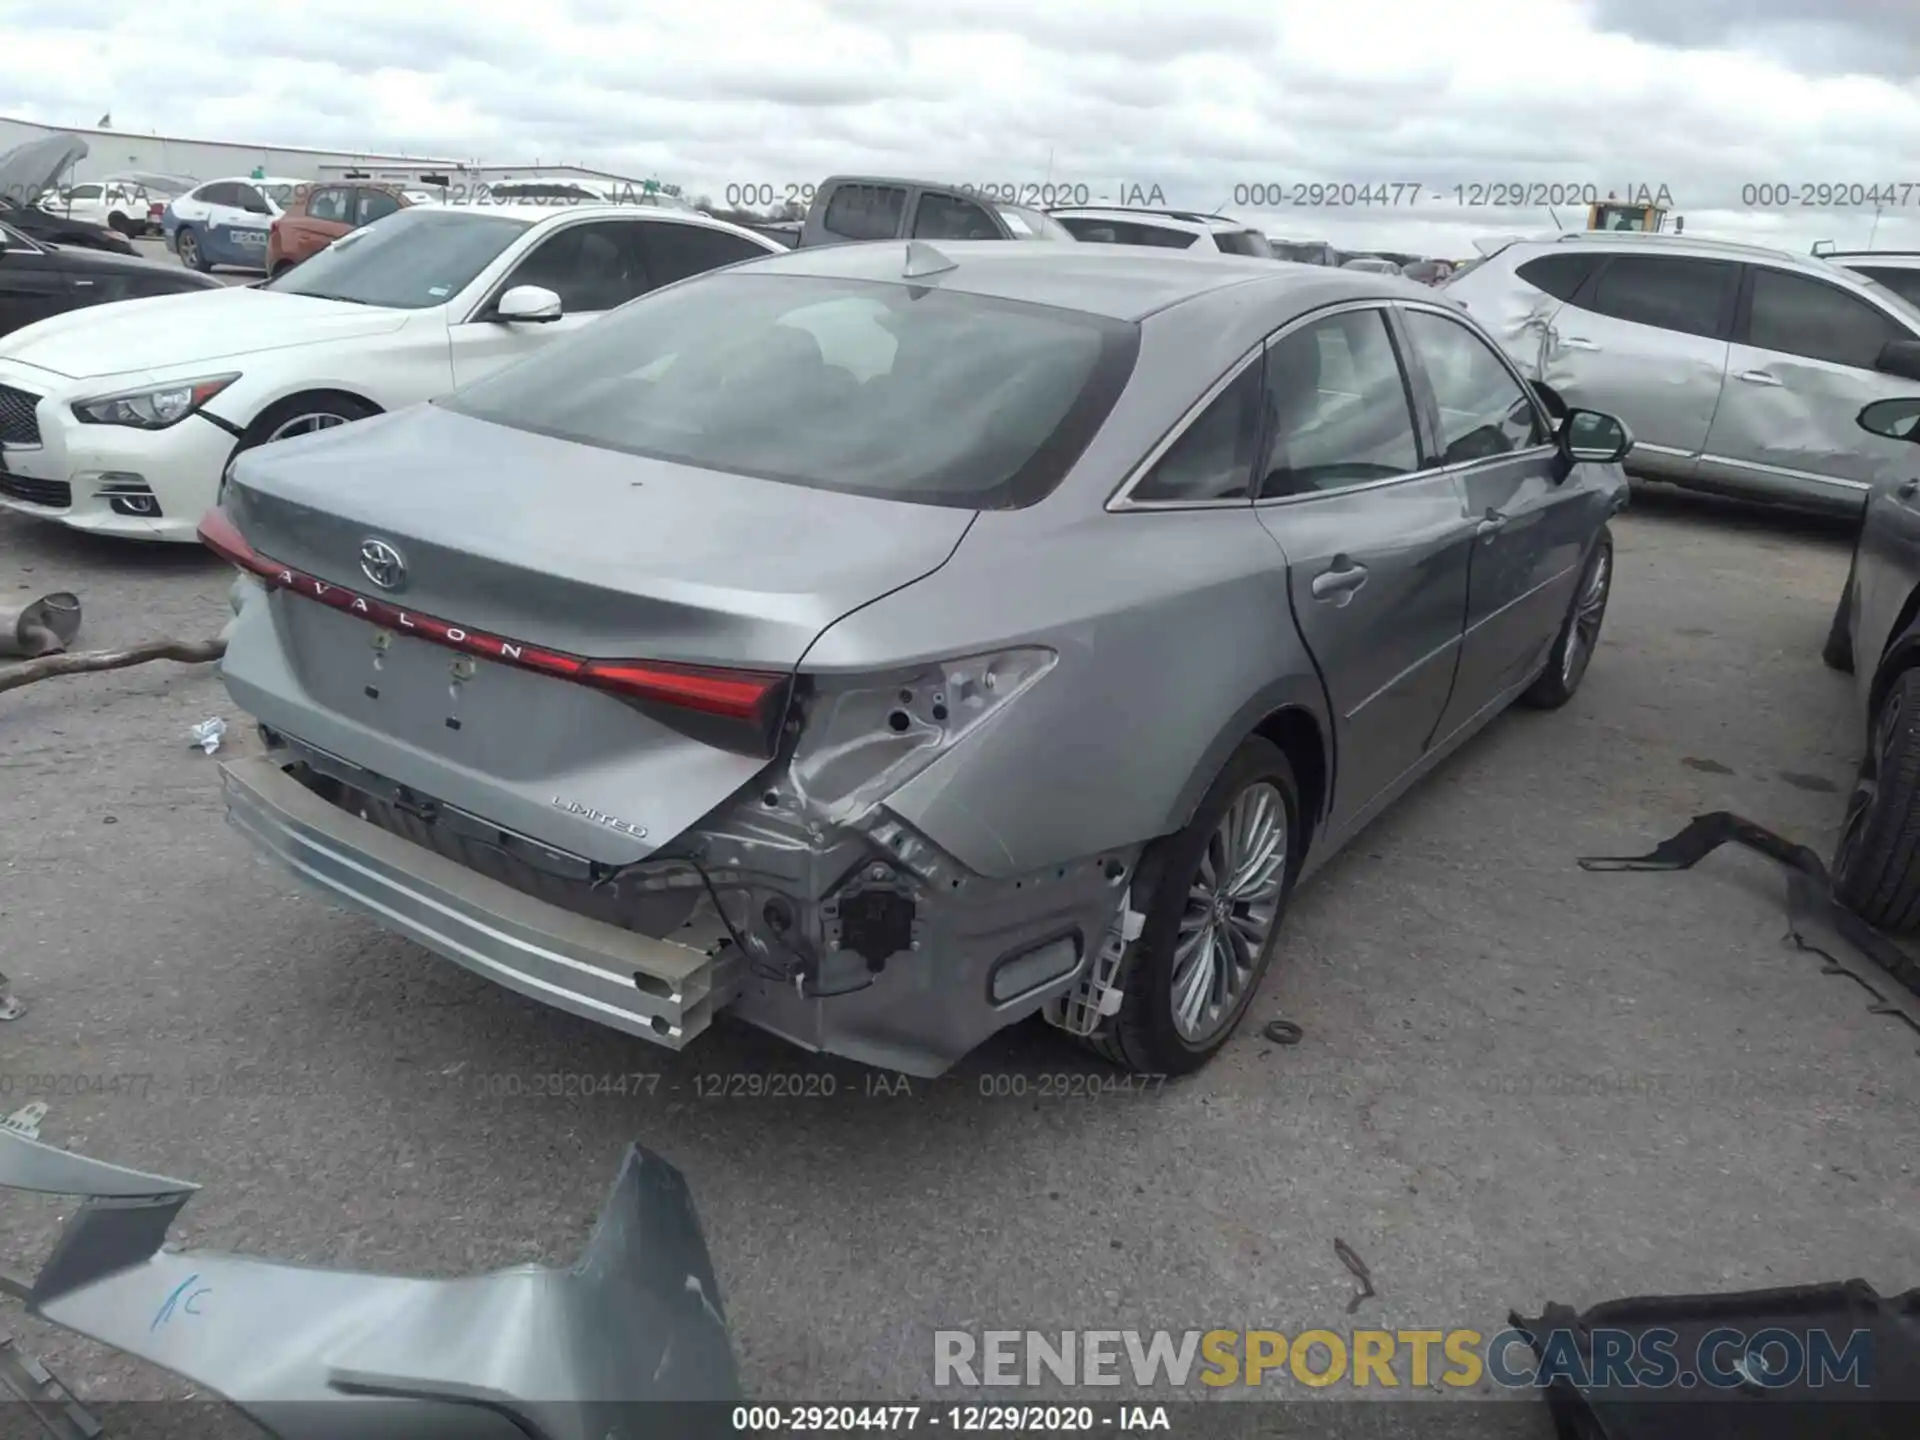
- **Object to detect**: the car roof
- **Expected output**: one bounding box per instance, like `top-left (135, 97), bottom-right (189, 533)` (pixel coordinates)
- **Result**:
top-left (733, 239), bottom-right (1424, 321)
top-left (1511, 230), bottom-right (1820, 266)
top-left (1046, 207), bottom-right (1253, 234)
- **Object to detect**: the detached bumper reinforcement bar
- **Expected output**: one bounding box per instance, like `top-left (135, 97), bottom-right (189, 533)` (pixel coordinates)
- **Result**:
top-left (220, 755), bottom-right (726, 1050)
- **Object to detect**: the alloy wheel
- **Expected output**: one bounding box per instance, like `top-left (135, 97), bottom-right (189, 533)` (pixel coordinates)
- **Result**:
top-left (1562, 545), bottom-right (1611, 690)
top-left (264, 412), bottom-right (352, 443)
top-left (1170, 781), bottom-right (1288, 1044)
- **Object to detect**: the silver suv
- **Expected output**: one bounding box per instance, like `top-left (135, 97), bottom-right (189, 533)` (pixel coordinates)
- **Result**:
top-left (1444, 232), bottom-right (1920, 514)
top-left (1821, 250), bottom-right (1920, 310)
top-left (1046, 206), bottom-right (1274, 258)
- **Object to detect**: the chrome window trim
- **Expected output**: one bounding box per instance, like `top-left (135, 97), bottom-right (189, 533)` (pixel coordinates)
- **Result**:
top-left (1105, 343), bottom-right (1266, 512)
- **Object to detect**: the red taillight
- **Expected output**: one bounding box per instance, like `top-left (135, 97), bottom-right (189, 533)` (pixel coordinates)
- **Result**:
top-left (197, 505), bottom-right (789, 749)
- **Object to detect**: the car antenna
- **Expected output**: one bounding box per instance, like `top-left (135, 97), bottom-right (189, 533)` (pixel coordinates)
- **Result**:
top-left (903, 240), bottom-right (957, 278)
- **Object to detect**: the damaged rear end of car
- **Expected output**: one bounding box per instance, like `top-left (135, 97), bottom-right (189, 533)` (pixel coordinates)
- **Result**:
top-left (209, 261), bottom-right (1145, 1076)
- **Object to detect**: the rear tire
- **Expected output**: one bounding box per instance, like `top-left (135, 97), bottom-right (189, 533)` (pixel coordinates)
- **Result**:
top-left (108, 212), bottom-right (133, 237)
top-left (1088, 736), bottom-right (1300, 1076)
top-left (1832, 668), bottom-right (1920, 931)
top-left (1520, 528), bottom-right (1613, 709)
top-left (176, 226), bottom-right (207, 271)
top-left (1824, 554), bottom-right (1857, 674)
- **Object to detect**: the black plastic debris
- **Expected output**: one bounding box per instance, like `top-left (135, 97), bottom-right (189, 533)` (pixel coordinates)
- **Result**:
top-left (1511, 1279), bottom-right (1920, 1439)
top-left (1579, 811), bottom-right (1920, 1043)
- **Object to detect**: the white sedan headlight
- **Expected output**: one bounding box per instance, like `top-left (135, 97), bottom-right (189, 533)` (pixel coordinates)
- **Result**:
top-left (71, 373), bottom-right (239, 430)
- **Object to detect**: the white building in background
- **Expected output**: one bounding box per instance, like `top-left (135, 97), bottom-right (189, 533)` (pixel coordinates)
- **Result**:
top-left (0, 114), bottom-right (672, 194)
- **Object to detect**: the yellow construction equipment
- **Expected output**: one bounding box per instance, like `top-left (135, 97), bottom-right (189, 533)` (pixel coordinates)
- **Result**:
top-left (1587, 194), bottom-right (1680, 232)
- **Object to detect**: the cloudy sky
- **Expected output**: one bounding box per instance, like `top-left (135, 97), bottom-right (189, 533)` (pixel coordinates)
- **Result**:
top-left (3, 0), bottom-right (1917, 254)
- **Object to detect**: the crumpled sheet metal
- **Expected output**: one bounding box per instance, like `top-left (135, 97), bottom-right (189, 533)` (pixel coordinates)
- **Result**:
top-left (1512, 1280), bottom-right (1920, 1439)
top-left (0, 1128), bottom-right (741, 1440)
top-left (0, 593), bottom-right (82, 658)
top-left (1580, 810), bottom-right (1920, 1042)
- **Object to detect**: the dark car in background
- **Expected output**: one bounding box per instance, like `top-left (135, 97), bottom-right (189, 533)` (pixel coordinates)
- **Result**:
top-left (0, 134), bottom-right (137, 256)
top-left (797, 176), bottom-right (1075, 247)
top-left (0, 220), bottom-right (221, 338)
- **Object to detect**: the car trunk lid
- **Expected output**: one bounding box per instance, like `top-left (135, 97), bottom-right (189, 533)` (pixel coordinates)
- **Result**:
top-left (214, 404), bottom-right (975, 864)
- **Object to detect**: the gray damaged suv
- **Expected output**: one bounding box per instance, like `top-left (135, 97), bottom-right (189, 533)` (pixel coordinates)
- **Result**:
top-left (204, 241), bottom-right (1629, 1078)
top-left (1445, 233), bottom-right (1920, 515)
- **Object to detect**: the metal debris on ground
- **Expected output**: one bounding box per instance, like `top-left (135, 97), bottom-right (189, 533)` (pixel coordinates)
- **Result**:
top-left (0, 1337), bottom-right (102, 1440)
top-left (1334, 1237), bottom-right (1376, 1314)
top-left (0, 1105), bottom-right (46, 1141)
top-left (0, 593), bottom-right (82, 659)
top-left (1580, 810), bottom-right (1920, 1048)
top-left (188, 716), bottom-right (227, 755)
top-left (0, 972), bottom-right (22, 1022)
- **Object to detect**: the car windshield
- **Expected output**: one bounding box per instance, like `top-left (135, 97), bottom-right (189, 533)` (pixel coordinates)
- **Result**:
top-left (262, 207), bottom-right (532, 309)
top-left (438, 272), bottom-right (1140, 508)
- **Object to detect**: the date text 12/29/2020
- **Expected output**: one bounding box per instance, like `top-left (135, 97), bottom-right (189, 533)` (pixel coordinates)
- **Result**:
top-left (730, 1404), bottom-right (1173, 1433)
top-left (1230, 182), bottom-right (1675, 209)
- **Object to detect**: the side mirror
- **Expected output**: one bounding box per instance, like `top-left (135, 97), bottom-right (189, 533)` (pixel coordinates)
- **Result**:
top-left (1856, 397), bottom-right (1920, 444)
top-left (493, 284), bottom-right (563, 323)
top-left (1559, 408), bottom-right (1634, 465)
top-left (1875, 340), bottom-right (1920, 383)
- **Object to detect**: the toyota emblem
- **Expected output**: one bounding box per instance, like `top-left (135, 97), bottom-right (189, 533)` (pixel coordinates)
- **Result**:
top-left (358, 538), bottom-right (407, 591)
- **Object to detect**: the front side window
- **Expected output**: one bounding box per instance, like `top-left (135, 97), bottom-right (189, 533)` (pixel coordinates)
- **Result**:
top-left (497, 221), bottom-right (649, 313)
top-left (1850, 267), bottom-right (1920, 312)
top-left (1402, 309), bottom-right (1544, 462)
top-left (438, 273), bottom-right (1138, 509)
top-left (232, 184), bottom-right (272, 214)
top-left (911, 193), bottom-right (1000, 241)
top-left (1747, 268), bottom-right (1907, 370)
top-left (1582, 254), bottom-right (1736, 340)
top-left (1130, 362), bottom-right (1263, 503)
top-left (1516, 253), bottom-right (1599, 302)
top-left (306, 187), bottom-right (352, 224)
top-left (263, 206), bottom-right (532, 309)
top-left (1260, 309), bottom-right (1421, 496)
top-left (639, 222), bottom-right (771, 286)
top-left (822, 184), bottom-right (907, 242)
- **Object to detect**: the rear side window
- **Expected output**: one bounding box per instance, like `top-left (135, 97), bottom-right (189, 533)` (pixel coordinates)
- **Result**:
top-left (1214, 230), bottom-right (1274, 259)
top-left (1746, 268), bottom-right (1908, 370)
top-left (1850, 266), bottom-right (1920, 311)
top-left (1054, 217), bottom-right (1198, 250)
top-left (197, 182), bottom-right (239, 207)
top-left (1260, 310), bottom-right (1420, 496)
top-left (1130, 362), bottom-right (1263, 503)
top-left (1583, 255), bottom-right (1736, 339)
top-left (822, 184), bottom-right (907, 241)
top-left (439, 273), bottom-right (1140, 509)
top-left (1516, 253), bottom-right (1598, 302)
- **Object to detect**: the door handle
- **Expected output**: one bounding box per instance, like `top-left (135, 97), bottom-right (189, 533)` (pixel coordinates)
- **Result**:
top-left (1737, 369), bottom-right (1783, 386)
top-left (1311, 559), bottom-right (1369, 601)
top-left (1476, 508), bottom-right (1509, 541)
top-left (1560, 336), bottom-right (1599, 351)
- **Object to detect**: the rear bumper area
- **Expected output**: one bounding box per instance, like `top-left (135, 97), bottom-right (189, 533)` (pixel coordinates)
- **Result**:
top-left (220, 755), bottom-right (729, 1050)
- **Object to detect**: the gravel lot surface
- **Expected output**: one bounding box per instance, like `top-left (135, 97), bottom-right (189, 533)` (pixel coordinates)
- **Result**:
top-left (0, 484), bottom-right (1914, 1428)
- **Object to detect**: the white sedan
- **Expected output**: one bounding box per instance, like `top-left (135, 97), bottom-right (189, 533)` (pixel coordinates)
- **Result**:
top-left (0, 204), bottom-right (782, 541)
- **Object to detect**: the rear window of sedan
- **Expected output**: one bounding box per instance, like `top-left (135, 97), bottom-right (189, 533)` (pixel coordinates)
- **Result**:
top-left (439, 273), bottom-right (1141, 509)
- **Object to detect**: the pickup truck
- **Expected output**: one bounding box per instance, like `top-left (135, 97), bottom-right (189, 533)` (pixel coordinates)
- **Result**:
top-left (796, 176), bottom-right (1075, 247)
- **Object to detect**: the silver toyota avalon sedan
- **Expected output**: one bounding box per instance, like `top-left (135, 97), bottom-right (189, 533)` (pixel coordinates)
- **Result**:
top-left (202, 239), bottom-right (1631, 1077)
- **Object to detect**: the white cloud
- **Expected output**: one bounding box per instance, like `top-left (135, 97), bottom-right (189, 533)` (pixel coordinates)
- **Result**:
top-left (2, 0), bottom-right (1916, 254)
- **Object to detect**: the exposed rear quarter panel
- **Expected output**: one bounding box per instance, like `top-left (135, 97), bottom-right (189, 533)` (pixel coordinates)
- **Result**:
top-left (801, 505), bottom-right (1327, 878)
